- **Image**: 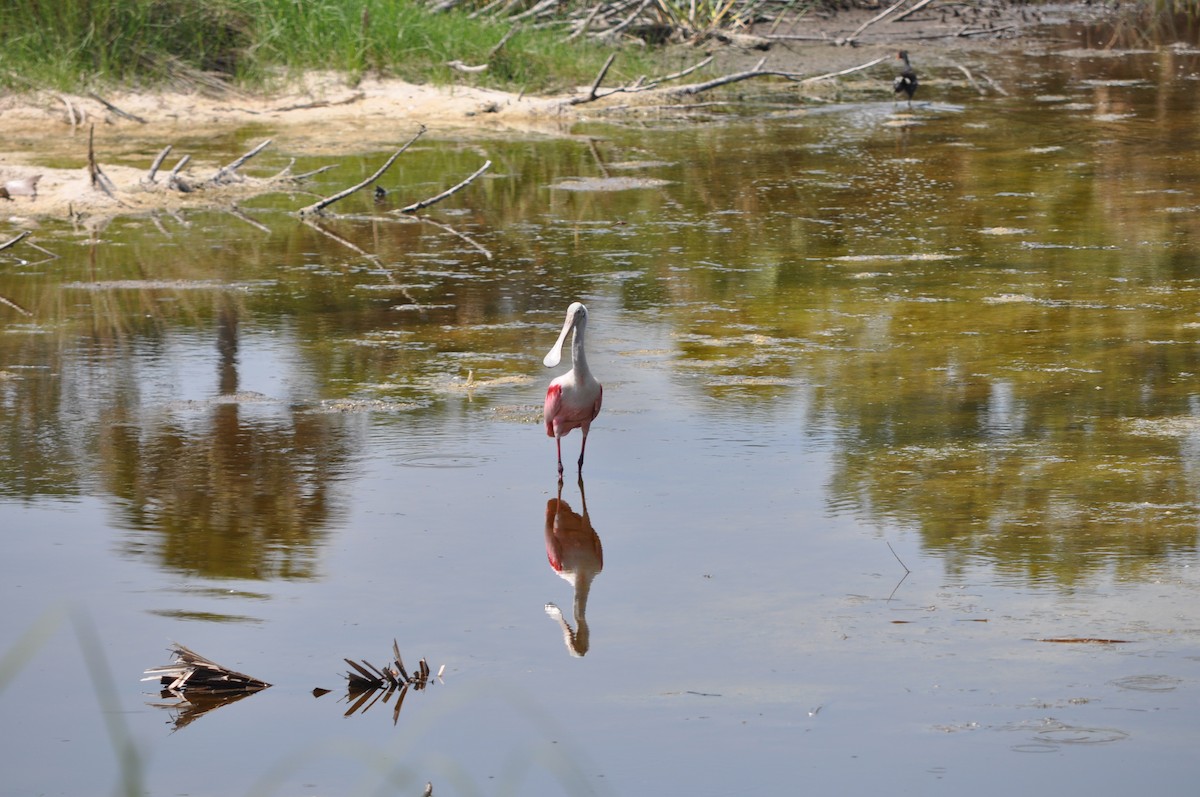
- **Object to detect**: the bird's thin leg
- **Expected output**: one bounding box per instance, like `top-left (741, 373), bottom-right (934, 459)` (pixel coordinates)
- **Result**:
top-left (577, 429), bottom-right (588, 474)
top-left (556, 435), bottom-right (565, 480)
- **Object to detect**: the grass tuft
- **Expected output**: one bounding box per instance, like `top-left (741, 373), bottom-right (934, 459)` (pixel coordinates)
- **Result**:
top-left (0, 0), bottom-right (653, 94)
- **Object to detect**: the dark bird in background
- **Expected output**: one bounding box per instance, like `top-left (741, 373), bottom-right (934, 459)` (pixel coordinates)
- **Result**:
top-left (893, 50), bottom-right (918, 108)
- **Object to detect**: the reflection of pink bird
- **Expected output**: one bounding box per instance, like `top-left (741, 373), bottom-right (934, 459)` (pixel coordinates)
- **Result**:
top-left (544, 485), bottom-right (603, 658)
top-left (543, 302), bottom-right (603, 480)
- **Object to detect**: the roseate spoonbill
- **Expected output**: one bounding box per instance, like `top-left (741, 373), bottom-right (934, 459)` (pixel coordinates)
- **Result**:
top-left (894, 50), bottom-right (918, 108)
top-left (543, 302), bottom-right (603, 480)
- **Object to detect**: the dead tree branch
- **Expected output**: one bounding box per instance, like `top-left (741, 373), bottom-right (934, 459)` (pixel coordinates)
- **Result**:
top-left (398, 159), bottom-right (492, 214)
top-left (0, 231), bottom-right (31, 252)
top-left (207, 139), bottom-right (272, 186)
top-left (87, 91), bottom-right (148, 124)
top-left (893, 0), bottom-right (938, 23)
top-left (298, 126), bottom-right (426, 216)
top-left (87, 125), bottom-right (119, 198)
top-left (143, 145), bottom-right (173, 186)
top-left (795, 55), bottom-right (889, 84)
top-left (842, 0), bottom-right (910, 44)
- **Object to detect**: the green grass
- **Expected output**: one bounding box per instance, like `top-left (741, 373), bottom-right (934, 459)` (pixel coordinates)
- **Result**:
top-left (0, 0), bottom-right (656, 95)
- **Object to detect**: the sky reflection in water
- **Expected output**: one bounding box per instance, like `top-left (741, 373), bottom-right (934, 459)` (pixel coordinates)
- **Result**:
top-left (3, 41), bottom-right (1200, 797)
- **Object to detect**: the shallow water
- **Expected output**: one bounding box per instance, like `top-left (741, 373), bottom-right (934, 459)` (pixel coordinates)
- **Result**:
top-left (4, 40), bottom-right (1200, 797)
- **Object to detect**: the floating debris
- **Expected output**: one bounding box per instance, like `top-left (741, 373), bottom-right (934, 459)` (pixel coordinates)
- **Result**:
top-left (340, 639), bottom-right (443, 725)
top-left (142, 643), bottom-right (271, 731)
top-left (142, 642), bottom-right (271, 692)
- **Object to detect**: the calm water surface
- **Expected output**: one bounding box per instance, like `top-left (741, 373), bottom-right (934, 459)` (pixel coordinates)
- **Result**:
top-left (4, 39), bottom-right (1200, 797)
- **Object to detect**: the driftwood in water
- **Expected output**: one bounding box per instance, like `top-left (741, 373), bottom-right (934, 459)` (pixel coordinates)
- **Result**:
top-left (142, 642), bottom-right (271, 692)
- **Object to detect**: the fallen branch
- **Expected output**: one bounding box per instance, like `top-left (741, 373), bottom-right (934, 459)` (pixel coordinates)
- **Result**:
top-left (57, 94), bottom-right (81, 132)
top-left (87, 91), bottom-right (148, 124)
top-left (569, 52), bottom-right (619, 105)
top-left (271, 92), bottom-right (364, 113)
top-left (86, 124), bottom-right (119, 198)
top-left (0, 231), bottom-right (31, 252)
top-left (299, 126), bottom-right (426, 216)
top-left (842, 0), bottom-right (910, 44)
top-left (398, 159), bottom-right (492, 214)
top-left (668, 59), bottom-right (808, 97)
top-left (892, 0), bottom-right (938, 23)
top-left (796, 55), bottom-right (889, 84)
top-left (207, 139), bottom-right (272, 186)
top-left (447, 60), bottom-right (489, 73)
top-left (143, 145), bottom-right (173, 185)
top-left (565, 54), bottom-right (716, 106)
top-left (168, 154), bottom-right (193, 192)
top-left (567, 2), bottom-right (603, 41)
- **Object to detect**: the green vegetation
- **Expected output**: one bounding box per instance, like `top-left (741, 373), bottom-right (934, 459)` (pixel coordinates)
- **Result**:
top-left (0, 0), bottom-right (656, 94)
top-left (2, 1), bottom-right (1194, 95)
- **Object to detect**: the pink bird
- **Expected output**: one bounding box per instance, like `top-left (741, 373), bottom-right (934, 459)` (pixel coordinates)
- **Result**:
top-left (543, 302), bottom-right (603, 480)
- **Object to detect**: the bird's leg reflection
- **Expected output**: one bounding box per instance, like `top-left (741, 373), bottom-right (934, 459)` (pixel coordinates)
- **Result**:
top-left (543, 478), bottom-right (603, 657)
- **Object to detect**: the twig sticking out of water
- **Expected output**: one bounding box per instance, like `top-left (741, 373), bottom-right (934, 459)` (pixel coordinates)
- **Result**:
top-left (885, 540), bottom-right (911, 602)
top-left (299, 126), bottom-right (426, 216)
top-left (398, 159), bottom-right (491, 214)
top-left (142, 145), bottom-right (173, 185)
top-left (206, 139), bottom-right (273, 186)
top-left (87, 125), bottom-right (119, 199)
top-left (0, 231), bottom-right (31, 252)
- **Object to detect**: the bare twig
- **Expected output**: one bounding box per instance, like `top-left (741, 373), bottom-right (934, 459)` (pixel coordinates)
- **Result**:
top-left (299, 126), bottom-right (425, 216)
top-left (447, 60), bottom-right (489, 73)
top-left (669, 62), bottom-right (805, 97)
top-left (207, 139), bottom-right (272, 185)
top-left (143, 145), bottom-right (173, 185)
top-left (58, 94), bottom-right (80, 132)
top-left (567, 3), bottom-right (603, 41)
top-left (0, 231), bottom-right (31, 252)
top-left (398, 159), bottom-right (492, 214)
top-left (796, 55), bottom-right (889, 84)
top-left (87, 91), bottom-right (148, 124)
top-left (892, 0), bottom-right (938, 23)
top-left (86, 124), bottom-right (118, 198)
top-left (271, 92), bottom-right (364, 112)
top-left (886, 540), bottom-right (911, 574)
top-left (844, 0), bottom-right (910, 44)
top-left (577, 52), bottom-right (618, 104)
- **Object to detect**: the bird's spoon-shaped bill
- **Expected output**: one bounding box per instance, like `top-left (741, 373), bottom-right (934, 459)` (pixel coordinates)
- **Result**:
top-left (543, 315), bottom-right (573, 367)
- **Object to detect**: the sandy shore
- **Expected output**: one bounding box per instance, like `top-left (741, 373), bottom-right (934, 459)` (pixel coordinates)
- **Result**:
top-left (0, 4), bottom-right (1114, 224)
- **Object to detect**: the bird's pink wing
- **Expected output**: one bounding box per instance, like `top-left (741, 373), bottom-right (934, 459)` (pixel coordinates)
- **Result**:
top-left (544, 383), bottom-right (563, 437)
